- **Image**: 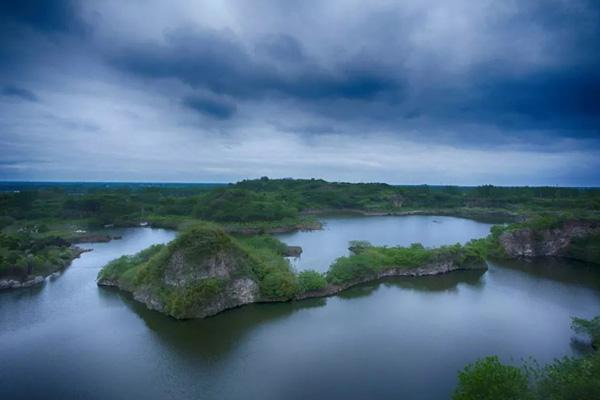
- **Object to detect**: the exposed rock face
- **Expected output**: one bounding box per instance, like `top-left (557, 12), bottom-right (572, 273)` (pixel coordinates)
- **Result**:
top-left (0, 275), bottom-right (45, 290)
top-left (499, 220), bottom-right (600, 258)
top-left (100, 250), bottom-right (261, 319)
top-left (98, 227), bottom-right (262, 319)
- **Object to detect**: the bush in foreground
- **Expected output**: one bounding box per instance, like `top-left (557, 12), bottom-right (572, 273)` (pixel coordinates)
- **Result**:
top-left (453, 356), bottom-right (531, 400)
top-left (453, 316), bottom-right (600, 400)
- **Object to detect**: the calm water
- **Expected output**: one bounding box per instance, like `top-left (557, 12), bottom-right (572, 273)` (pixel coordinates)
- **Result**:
top-left (1, 221), bottom-right (600, 400)
top-left (277, 215), bottom-right (495, 271)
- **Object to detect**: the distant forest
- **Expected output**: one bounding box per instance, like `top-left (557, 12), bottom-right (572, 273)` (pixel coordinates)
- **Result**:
top-left (1, 178), bottom-right (599, 228)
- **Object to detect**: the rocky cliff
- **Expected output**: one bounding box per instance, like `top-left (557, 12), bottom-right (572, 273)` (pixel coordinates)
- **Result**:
top-left (97, 225), bottom-right (265, 319)
top-left (498, 220), bottom-right (600, 262)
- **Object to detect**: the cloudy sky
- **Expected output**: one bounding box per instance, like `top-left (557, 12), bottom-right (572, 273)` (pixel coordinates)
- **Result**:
top-left (1, 0), bottom-right (599, 185)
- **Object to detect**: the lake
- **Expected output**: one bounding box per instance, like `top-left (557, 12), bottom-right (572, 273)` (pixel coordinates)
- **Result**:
top-left (276, 214), bottom-right (495, 272)
top-left (1, 218), bottom-right (599, 400)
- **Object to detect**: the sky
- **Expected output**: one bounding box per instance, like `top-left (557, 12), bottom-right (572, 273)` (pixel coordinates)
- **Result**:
top-left (0, 0), bottom-right (599, 185)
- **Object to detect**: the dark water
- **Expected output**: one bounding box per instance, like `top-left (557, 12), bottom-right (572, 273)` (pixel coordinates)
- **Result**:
top-left (1, 222), bottom-right (600, 400)
top-left (277, 215), bottom-right (494, 271)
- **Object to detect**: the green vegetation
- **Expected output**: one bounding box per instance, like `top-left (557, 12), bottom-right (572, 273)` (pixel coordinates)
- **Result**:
top-left (565, 234), bottom-right (600, 265)
top-left (327, 242), bottom-right (484, 285)
top-left (534, 352), bottom-right (600, 399)
top-left (234, 178), bottom-right (600, 215)
top-left (3, 179), bottom-right (600, 238)
top-left (193, 188), bottom-right (297, 222)
top-left (297, 270), bottom-right (328, 292)
top-left (2, 179), bottom-right (599, 278)
top-left (97, 243), bottom-right (165, 285)
top-left (0, 233), bottom-right (79, 280)
top-left (98, 224), bottom-right (302, 317)
top-left (454, 356), bottom-right (531, 400)
top-left (453, 316), bottom-right (600, 400)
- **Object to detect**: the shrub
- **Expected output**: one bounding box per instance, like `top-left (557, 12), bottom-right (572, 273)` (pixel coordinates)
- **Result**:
top-left (535, 352), bottom-right (600, 399)
top-left (298, 270), bottom-right (327, 292)
top-left (164, 278), bottom-right (225, 318)
top-left (260, 270), bottom-right (298, 299)
top-left (453, 356), bottom-right (531, 400)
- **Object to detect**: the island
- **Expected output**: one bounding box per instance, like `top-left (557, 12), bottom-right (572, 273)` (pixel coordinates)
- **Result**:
top-left (97, 223), bottom-right (487, 318)
top-left (97, 213), bottom-right (600, 319)
top-left (2, 178), bottom-right (600, 289)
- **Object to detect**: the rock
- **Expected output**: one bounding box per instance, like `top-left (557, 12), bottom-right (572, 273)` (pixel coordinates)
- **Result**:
top-left (499, 220), bottom-right (600, 259)
top-left (0, 275), bottom-right (44, 289)
top-left (98, 225), bottom-right (262, 319)
top-left (284, 245), bottom-right (302, 257)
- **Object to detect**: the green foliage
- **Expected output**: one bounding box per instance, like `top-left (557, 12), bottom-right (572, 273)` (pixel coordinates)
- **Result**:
top-left (454, 317), bottom-right (600, 400)
top-left (326, 242), bottom-right (482, 285)
top-left (238, 235), bottom-right (289, 255)
top-left (565, 234), bottom-right (600, 265)
top-left (571, 316), bottom-right (600, 349)
top-left (171, 223), bottom-right (234, 260)
top-left (453, 356), bottom-right (531, 400)
top-left (98, 226), bottom-right (299, 308)
top-left (260, 270), bottom-right (298, 299)
top-left (535, 352), bottom-right (600, 399)
top-left (0, 232), bottom-right (76, 279)
top-left (297, 270), bottom-right (328, 292)
top-left (193, 188), bottom-right (298, 222)
top-left (3, 180), bottom-right (600, 254)
top-left (237, 235), bottom-right (298, 299)
top-left (348, 240), bottom-right (373, 254)
top-left (97, 244), bottom-right (165, 284)
top-left (164, 278), bottom-right (225, 319)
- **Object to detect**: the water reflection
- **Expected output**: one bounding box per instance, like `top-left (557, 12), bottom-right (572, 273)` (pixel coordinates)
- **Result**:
top-left (380, 269), bottom-right (486, 293)
top-left (109, 287), bottom-right (328, 360)
top-left (489, 257), bottom-right (600, 291)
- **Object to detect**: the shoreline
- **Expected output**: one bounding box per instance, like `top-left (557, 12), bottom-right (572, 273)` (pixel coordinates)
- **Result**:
top-left (300, 207), bottom-right (524, 223)
top-left (0, 246), bottom-right (92, 290)
top-left (295, 259), bottom-right (486, 301)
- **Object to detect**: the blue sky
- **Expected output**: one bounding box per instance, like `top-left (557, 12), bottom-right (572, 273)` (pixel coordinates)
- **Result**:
top-left (0, 0), bottom-right (599, 185)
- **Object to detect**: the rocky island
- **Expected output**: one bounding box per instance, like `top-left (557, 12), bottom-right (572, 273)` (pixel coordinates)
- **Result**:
top-left (97, 223), bottom-right (487, 319)
top-left (97, 214), bottom-right (600, 319)
top-left (497, 218), bottom-right (600, 263)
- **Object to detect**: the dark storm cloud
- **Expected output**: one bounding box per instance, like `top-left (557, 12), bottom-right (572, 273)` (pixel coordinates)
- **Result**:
top-left (466, 67), bottom-right (600, 134)
top-left (0, 0), bottom-right (84, 34)
top-left (1, 85), bottom-right (38, 102)
top-left (401, 66), bottom-right (600, 139)
top-left (182, 95), bottom-right (237, 120)
top-left (110, 28), bottom-right (400, 102)
top-left (1, 0), bottom-right (599, 184)
top-left (105, 5), bottom-right (599, 142)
